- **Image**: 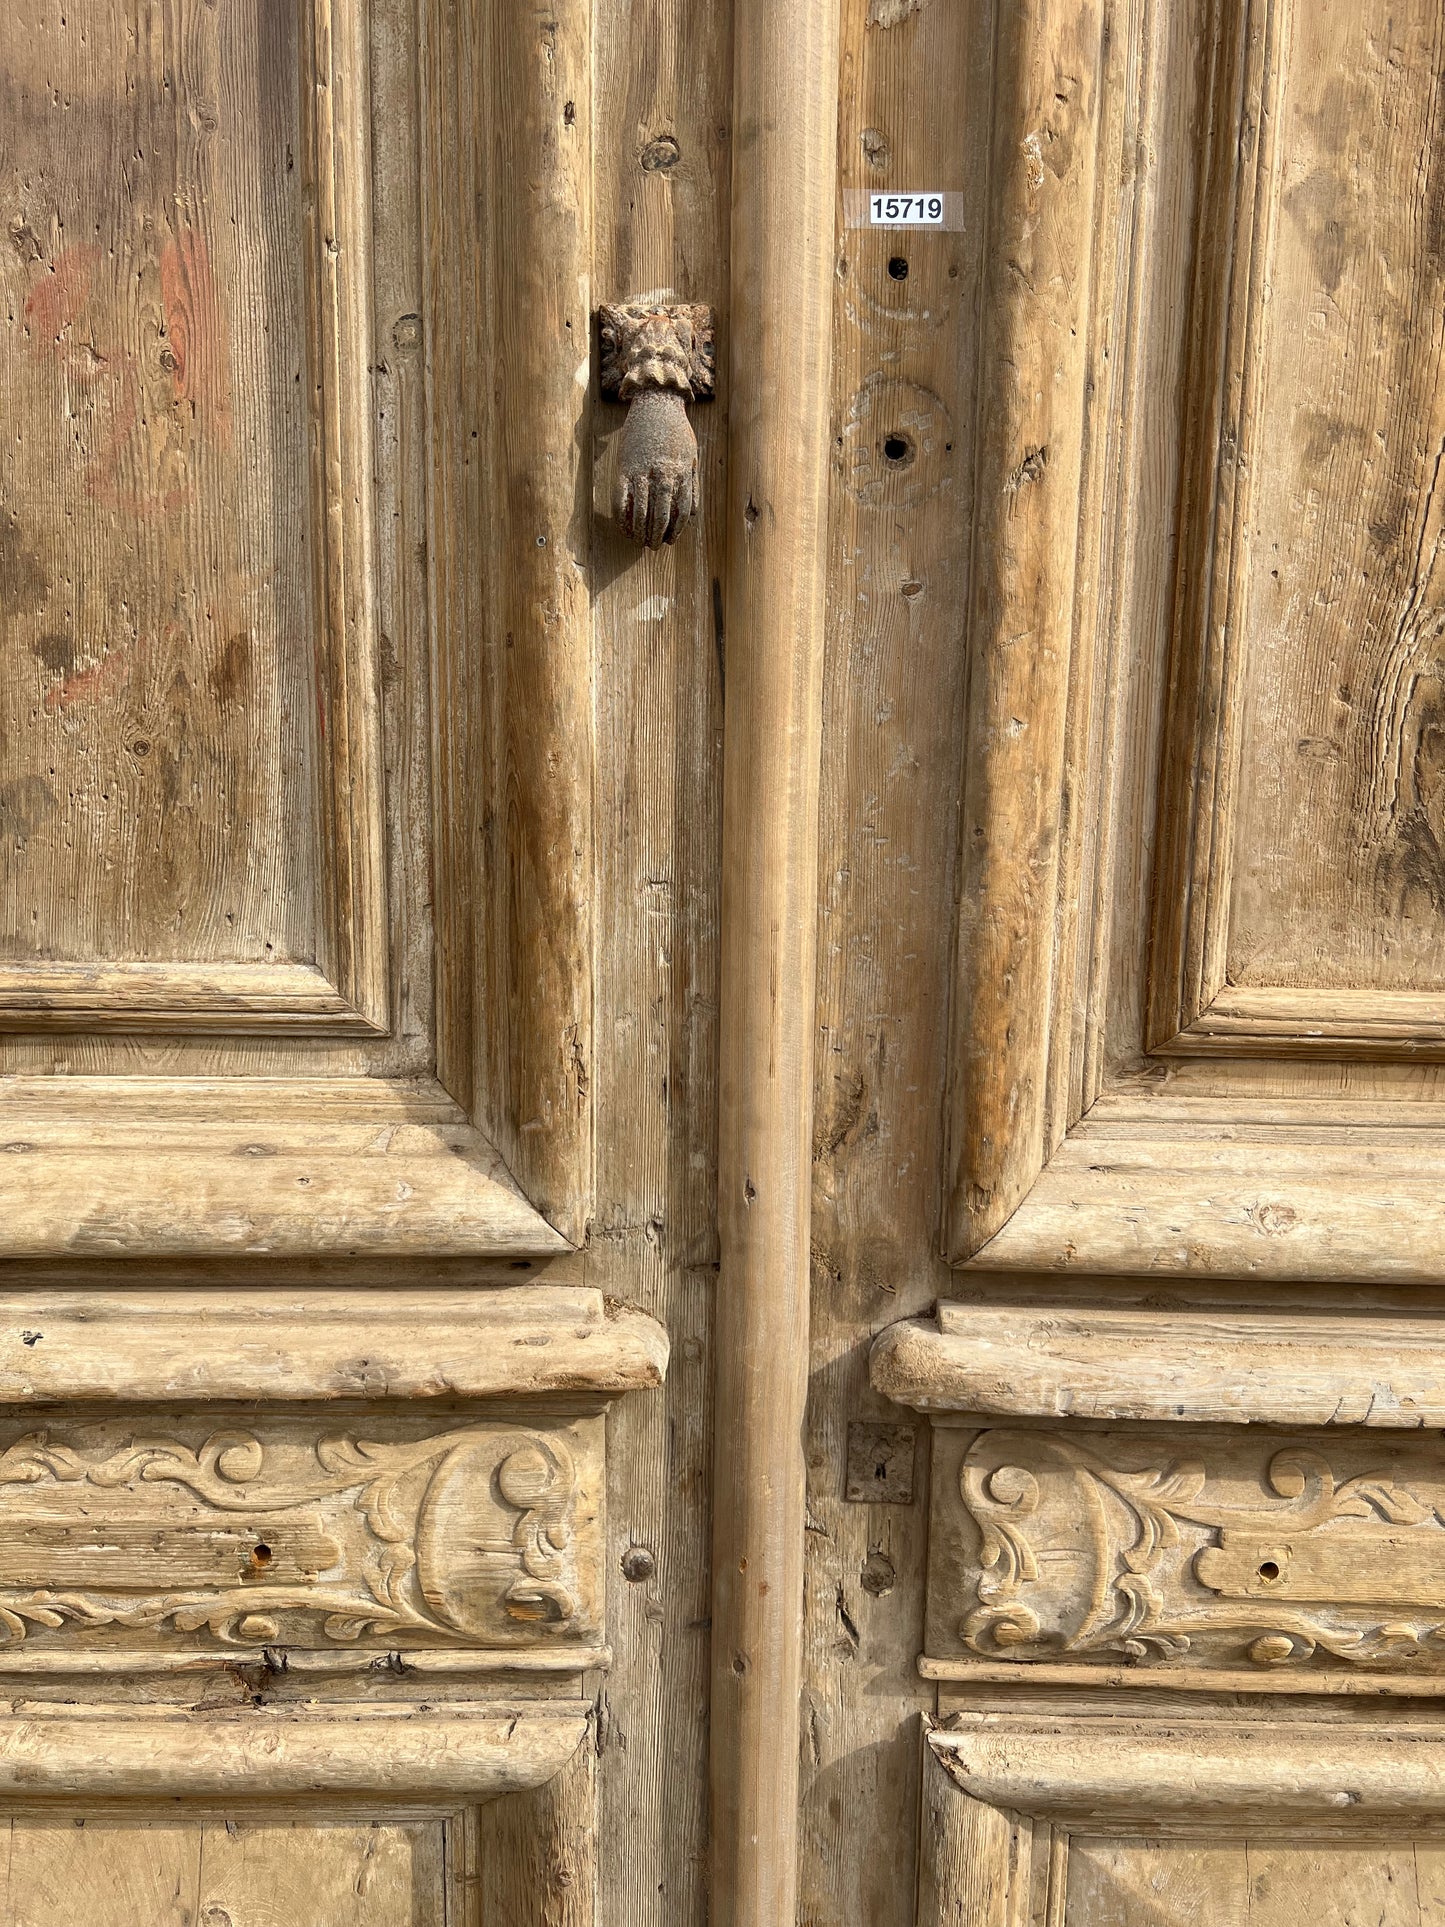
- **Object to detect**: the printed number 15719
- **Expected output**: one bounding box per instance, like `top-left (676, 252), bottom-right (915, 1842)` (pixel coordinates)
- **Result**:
top-left (868, 193), bottom-right (944, 226)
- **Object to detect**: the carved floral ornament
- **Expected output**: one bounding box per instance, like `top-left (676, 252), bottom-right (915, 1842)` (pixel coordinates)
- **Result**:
top-left (939, 1427), bottom-right (1445, 1676)
top-left (0, 1421), bottom-right (597, 1650)
top-left (599, 300), bottom-right (715, 547)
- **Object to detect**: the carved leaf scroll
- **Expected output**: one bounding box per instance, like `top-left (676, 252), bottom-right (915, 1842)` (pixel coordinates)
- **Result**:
top-left (0, 1421), bottom-right (598, 1651)
top-left (939, 1428), bottom-right (1445, 1675)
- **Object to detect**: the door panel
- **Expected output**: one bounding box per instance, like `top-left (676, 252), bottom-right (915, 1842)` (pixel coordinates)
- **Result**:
top-left (1, 0), bottom-right (384, 1035)
top-left (0, 0), bottom-right (594, 1262)
top-left (1, 1816), bottom-right (444, 1927)
top-left (942, 0), bottom-right (1445, 1275)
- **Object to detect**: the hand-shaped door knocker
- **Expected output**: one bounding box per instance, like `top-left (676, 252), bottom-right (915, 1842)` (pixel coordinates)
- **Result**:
top-left (599, 301), bottom-right (715, 548)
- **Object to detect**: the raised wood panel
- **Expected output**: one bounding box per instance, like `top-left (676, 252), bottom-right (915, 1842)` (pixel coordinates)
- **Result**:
top-left (0, 0), bottom-right (597, 1255)
top-left (0, 1816), bottom-right (445, 1927)
top-left (922, 1722), bottom-right (1445, 1925)
top-left (0, 0), bottom-right (386, 1034)
top-left (1150, 0), bottom-right (1445, 1058)
top-left (943, 0), bottom-right (1445, 1268)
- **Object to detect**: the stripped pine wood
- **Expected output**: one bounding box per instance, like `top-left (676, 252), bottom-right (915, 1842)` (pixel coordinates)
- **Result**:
top-left (197, 1818), bottom-right (445, 1927)
top-left (586, 3), bottom-right (730, 1927)
top-left (800, 0), bottom-right (982, 1919)
top-left (1064, 1839), bottom-right (1250, 1927)
top-left (2, 1820), bottom-right (200, 1927)
top-left (0, 1818), bottom-right (445, 1927)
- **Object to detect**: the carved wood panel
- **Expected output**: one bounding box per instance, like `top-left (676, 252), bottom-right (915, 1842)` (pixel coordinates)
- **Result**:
top-left (926, 1421), bottom-right (1445, 1687)
top-left (0, 1411), bottom-right (602, 1658)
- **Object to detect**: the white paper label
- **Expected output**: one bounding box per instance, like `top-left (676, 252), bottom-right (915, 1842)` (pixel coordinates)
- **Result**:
top-left (867, 193), bottom-right (946, 227)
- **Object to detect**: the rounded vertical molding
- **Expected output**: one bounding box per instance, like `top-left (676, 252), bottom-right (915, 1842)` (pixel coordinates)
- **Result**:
top-left (709, 0), bottom-right (840, 1923)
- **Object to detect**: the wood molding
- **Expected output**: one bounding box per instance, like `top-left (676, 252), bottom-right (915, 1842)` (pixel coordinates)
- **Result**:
top-left (0, 1700), bottom-right (589, 1799)
top-left (0, 962), bottom-right (383, 1035)
top-left (0, 1283), bottom-right (666, 1402)
top-left (1144, 0), bottom-right (1279, 1052)
top-left (962, 1121), bottom-right (1445, 1282)
top-left (708, 0), bottom-right (838, 1919)
top-left (1156, 984), bottom-right (1445, 1059)
top-left (942, 0), bottom-right (1445, 1273)
top-left (943, 0), bottom-right (1120, 1262)
top-left (871, 1301), bottom-right (1445, 1427)
top-left (0, 1107), bottom-right (569, 1261)
top-left (422, 0), bottom-right (595, 1245)
top-left (920, 1718), bottom-right (1445, 1924)
top-left (929, 1716), bottom-right (1445, 1820)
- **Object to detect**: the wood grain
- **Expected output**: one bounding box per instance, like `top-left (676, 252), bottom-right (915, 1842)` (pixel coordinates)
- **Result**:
top-left (0, 0), bottom-right (387, 1031)
top-left (422, 0), bottom-right (595, 1240)
top-left (586, 0), bottom-right (731, 1922)
top-left (802, 0), bottom-right (985, 1916)
top-left (0, 1701), bottom-right (589, 1798)
top-left (708, 1), bottom-right (837, 1924)
top-left (0, 1282), bottom-right (663, 1402)
top-left (943, 0), bottom-right (1112, 1260)
top-left (0, 1815), bottom-right (447, 1927)
top-left (873, 1301), bottom-right (1445, 1428)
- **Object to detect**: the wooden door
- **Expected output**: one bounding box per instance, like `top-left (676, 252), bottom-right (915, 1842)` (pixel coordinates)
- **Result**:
top-left (859, 1), bottom-right (1445, 1923)
top-left (0, 0), bottom-right (674, 1918)
top-left (14, 0), bottom-right (1445, 1923)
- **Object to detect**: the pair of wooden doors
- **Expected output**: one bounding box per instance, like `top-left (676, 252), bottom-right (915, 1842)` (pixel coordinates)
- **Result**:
top-left (5, 0), bottom-right (1445, 1922)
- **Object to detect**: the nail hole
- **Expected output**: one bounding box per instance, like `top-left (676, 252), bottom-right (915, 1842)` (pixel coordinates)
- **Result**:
top-left (1257, 1559), bottom-right (1281, 1583)
top-left (882, 433), bottom-right (914, 466)
top-left (887, 256), bottom-right (908, 280)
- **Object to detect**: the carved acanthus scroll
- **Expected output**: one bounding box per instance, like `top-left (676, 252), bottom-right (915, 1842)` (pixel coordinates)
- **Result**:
top-left (931, 1426), bottom-right (1445, 1677)
top-left (0, 1419), bottom-right (599, 1651)
top-left (599, 301), bottom-right (714, 548)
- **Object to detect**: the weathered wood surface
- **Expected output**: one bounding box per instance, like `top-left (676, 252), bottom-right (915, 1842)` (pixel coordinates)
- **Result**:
top-left (0, 1284), bottom-right (665, 1402)
top-left (585, 0), bottom-right (731, 1924)
top-left (1065, 1838), bottom-right (1445, 1927)
top-left (709, 2), bottom-right (838, 1926)
top-left (943, 0), bottom-right (1112, 1261)
top-left (0, 1409), bottom-right (606, 1659)
top-left (476, 1734), bottom-right (599, 1927)
top-left (873, 1301), bottom-right (1445, 1427)
top-left (800, 0), bottom-right (984, 1919)
top-left (0, 1701), bottom-right (589, 1797)
top-left (924, 1419), bottom-right (1445, 1685)
top-left (0, 1113), bottom-right (567, 1259)
top-left (1, 1818), bottom-right (446, 1927)
top-left (423, 0), bottom-right (595, 1243)
top-left (931, 1717), bottom-right (1445, 1819)
top-left (966, 1124), bottom-right (1445, 1282)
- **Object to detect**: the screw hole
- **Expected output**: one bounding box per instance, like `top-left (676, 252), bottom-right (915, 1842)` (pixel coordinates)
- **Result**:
top-left (887, 255), bottom-right (908, 280)
top-left (1257, 1559), bottom-right (1281, 1583)
top-left (252, 1543), bottom-right (273, 1566)
top-left (882, 433), bottom-right (914, 466)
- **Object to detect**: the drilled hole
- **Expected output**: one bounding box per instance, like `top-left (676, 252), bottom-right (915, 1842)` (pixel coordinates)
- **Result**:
top-left (882, 433), bottom-right (914, 467)
top-left (252, 1542), bottom-right (274, 1567)
top-left (887, 255), bottom-right (909, 280)
top-left (1257, 1559), bottom-right (1281, 1583)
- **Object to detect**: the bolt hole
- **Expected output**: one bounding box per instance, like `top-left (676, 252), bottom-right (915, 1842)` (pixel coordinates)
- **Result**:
top-left (252, 1543), bottom-right (273, 1566)
top-left (1257, 1559), bottom-right (1281, 1583)
top-left (882, 433), bottom-right (914, 466)
top-left (887, 255), bottom-right (909, 280)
